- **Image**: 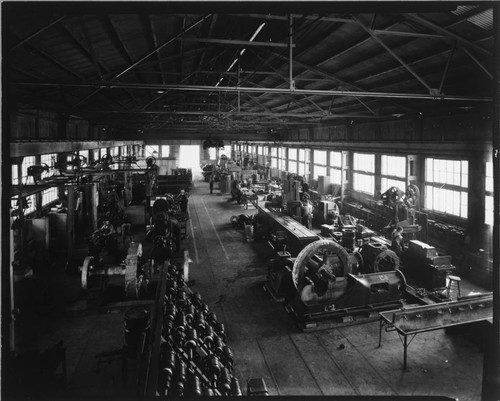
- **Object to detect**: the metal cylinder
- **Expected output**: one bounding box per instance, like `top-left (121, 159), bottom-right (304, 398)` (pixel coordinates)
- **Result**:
top-left (124, 307), bottom-right (150, 355)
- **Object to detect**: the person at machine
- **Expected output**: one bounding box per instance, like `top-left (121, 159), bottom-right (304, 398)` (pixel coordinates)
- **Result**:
top-left (100, 219), bottom-right (116, 237)
top-left (390, 226), bottom-right (405, 256)
top-left (209, 173), bottom-right (215, 194)
top-left (301, 194), bottom-right (313, 229)
top-left (176, 189), bottom-right (189, 217)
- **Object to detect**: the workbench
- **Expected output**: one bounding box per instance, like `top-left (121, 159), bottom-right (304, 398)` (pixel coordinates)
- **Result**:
top-left (378, 292), bottom-right (493, 369)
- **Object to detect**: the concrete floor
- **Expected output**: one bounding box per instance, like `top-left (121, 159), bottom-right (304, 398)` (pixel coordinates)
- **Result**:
top-left (7, 176), bottom-right (488, 399)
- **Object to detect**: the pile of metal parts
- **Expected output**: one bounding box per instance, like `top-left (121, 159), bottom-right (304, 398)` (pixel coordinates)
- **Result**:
top-left (157, 264), bottom-right (243, 397)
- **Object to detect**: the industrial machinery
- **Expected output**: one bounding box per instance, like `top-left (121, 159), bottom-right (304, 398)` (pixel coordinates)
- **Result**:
top-left (285, 240), bottom-right (406, 330)
top-left (146, 198), bottom-right (182, 263)
top-left (265, 238), bottom-right (406, 330)
top-left (81, 241), bottom-right (147, 300)
top-left (380, 184), bottom-right (421, 236)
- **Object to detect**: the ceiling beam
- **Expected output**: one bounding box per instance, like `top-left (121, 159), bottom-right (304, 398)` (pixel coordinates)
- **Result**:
top-left (10, 15), bottom-right (66, 51)
top-left (15, 81), bottom-right (492, 102)
top-left (352, 15), bottom-right (435, 94)
top-left (179, 37), bottom-right (294, 48)
top-left (405, 13), bottom-right (492, 57)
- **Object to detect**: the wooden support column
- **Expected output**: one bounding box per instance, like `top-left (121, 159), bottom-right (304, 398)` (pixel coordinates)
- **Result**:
top-left (482, 3), bottom-right (500, 400)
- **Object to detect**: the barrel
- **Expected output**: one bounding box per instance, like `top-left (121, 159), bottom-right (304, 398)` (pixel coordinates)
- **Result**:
top-left (124, 306), bottom-right (151, 355)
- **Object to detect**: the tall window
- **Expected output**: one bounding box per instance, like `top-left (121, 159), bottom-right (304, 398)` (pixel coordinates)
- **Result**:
top-left (298, 148), bottom-right (308, 176)
top-left (288, 148), bottom-right (298, 174)
top-left (92, 149), bottom-right (100, 162)
top-left (329, 151), bottom-right (342, 184)
top-left (42, 187), bottom-right (59, 206)
top-left (270, 147), bottom-right (279, 169)
top-left (313, 150), bottom-right (327, 179)
top-left (40, 153), bottom-right (56, 180)
top-left (425, 158), bottom-right (468, 218)
top-left (353, 153), bottom-right (375, 195)
top-left (12, 165), bottom-right (19, 185)
top-left (161, 145), bottom-right (170, 158)
top-left (21, 156), bottom-right (36, 185)
top-left (485, 161), bottom-right (493, 225)
top-left (280, 147), bottom-right (287, 171)
top-left (381, 155), bottom-right (406, 192)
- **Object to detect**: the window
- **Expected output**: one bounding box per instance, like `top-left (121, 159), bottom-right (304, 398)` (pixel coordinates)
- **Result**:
top-left (79, 150), bottom-right (89, 162)
top-left (42, 187), bottom-right (58, 206)
top-left (353, 153), bottom-right (375, 195)
top-left (313, 150), bottom-right (327, 165)
top-left (100, 147), bottom-right (108, 157)
top-left (161, 145), bottom-right (170, 158)
top-left (145, 145), bottom-right (159, 157)
top-left (209, 148), bottom-right (216, 159)
top-left (12, 165), bottom-right (18, 185)
top-left (270, 147), bottom-right (278, 169)
top-left (329, 151), bottom-right (342, 184)
top-left (312, 150), bottom-right (327, 179)
top-left (92, 149), bottom-right (100, 162)
top-left (40, 153), bottom-right (56, 180)
top-left (298, 149), bottom-right (308, 176)
top-left (381, 155), bottom-right (406, 178)
top-left (280, 148), bottom-right (287, 171)
top-left (425, 157), bottom-right (468, 218)
top-left (12, 195), bottom-right (36, 215)
top-left (381, 155), bottom-right (406, 192)
top-left (21, 156), bottom-right (36, 185)
top-left (288, 148), bottom-right (298, 173)
top-left (485, 162), bottom-right (493, 225)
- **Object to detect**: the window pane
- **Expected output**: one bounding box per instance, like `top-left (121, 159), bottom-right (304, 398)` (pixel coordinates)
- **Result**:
top-left (353, 172), bottom-right (374, 195)
top-left (145, 145), bottom-right (159, 157)
top-left (314, 165), bottom-right (327, 178)
top-left (381, 177), bottom-right (406, 193)
top-left (485, 195), bottom-right (493, 225)
top-left (42, 187), bottom-right (58, 206)
top-left (353, 153), bottom-right (374, 173)
top-left (314, 150), bottom-right (327, 165)
top-left (486, 161), bottom-right (493, 192)
top-left (288, 161), bottom-right (297, 174)
top-left (12, 165), bottom-right (18, 185)
top-left (288, 148), bottom-right (298, 160)
top-left (381, 155), bottom-right (406, 177)
top-left (330, 168), bottom-right (342, 184)
top-left (330, 151), bottom-right (342, 167)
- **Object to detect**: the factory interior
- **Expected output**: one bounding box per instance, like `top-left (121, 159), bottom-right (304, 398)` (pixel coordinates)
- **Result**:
top-left (2, 1), bottom-right (499, 400)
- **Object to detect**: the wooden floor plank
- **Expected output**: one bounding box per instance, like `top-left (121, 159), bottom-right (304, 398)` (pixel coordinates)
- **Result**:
top-left (289, 332), bottom-right (358, 395)
top-left (257, 334), bottom-right (323, 396)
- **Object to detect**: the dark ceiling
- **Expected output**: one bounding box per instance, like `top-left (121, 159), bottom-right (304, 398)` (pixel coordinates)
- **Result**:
top-left (3, 1), bottom-right (495, 138)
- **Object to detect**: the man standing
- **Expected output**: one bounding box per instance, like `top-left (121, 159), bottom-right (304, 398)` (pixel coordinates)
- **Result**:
top-left (209, 173), bottom-right (215, 194)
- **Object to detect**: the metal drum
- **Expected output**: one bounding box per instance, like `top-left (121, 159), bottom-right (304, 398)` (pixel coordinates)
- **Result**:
top-left (124, 306), bottom-right (151, 355)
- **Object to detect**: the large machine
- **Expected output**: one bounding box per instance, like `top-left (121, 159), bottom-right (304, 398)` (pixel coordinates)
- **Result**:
top-left (265, 238), bottom-right (406, 331)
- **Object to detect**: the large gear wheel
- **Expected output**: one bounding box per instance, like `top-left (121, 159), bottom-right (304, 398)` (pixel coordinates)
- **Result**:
top-left (292, 240), bottom-right (352, 292)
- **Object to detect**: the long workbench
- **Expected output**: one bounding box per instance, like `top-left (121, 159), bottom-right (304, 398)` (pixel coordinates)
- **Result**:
top-left (378, 292), bottom-right (493, 369)
top-left (257, 205), bottom-right (320, 256)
